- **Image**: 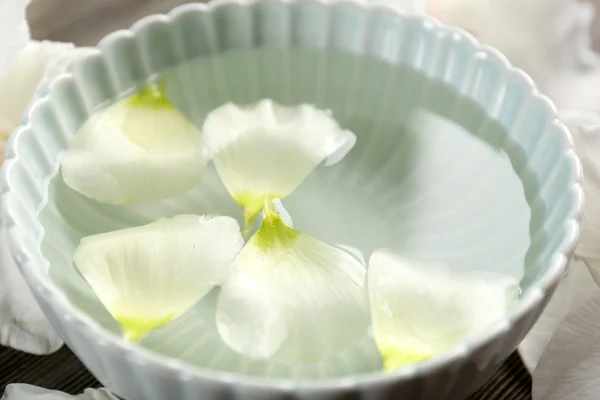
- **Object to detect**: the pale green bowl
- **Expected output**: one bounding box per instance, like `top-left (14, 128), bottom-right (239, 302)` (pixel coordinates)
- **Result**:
top-left (1, 0), bottom-right (583, 399)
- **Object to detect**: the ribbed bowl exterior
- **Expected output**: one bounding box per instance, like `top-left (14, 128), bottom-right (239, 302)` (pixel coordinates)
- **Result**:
top-left (0, 1), bottom-right (583, 399)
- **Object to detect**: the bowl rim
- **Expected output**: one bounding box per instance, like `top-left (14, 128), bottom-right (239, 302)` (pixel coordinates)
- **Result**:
top-left (0, 0), bottom-right (584, 391)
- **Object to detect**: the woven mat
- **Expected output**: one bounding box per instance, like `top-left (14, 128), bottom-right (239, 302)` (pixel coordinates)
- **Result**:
top-left (0, 346), bottom-right (531, 399)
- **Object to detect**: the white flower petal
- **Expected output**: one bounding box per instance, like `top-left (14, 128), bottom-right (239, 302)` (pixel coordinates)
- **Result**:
top-left (324, 130), bottom-right (356, 167)
top-left (201, 99), bottom-right (352, 233)
top-left (532, 292), bottom-right (600, 400)
top-left (519, 260), bottom-right (598, 372)
top-left (368, 249), bottom-right (519, 371)
top-left (0, 0), bottom-right (30, 76)
top-left (334, 244), bottom-right (366, 266)
top-left (216, 272), bottom-right (289, 359)
top-left (216, 207), bottom-right (369, 363)
top-left (273, 199), bottom-right (293, 228)
top-left (0, 41), bottom-right (85, 154)
top-left (1, 384), bottom-right (117, 400)
top-left (74, 214), bottom-right (243, 341)
top-left (560, 110), bottom-right (600, 286)
top-left (61, 87), bottom-right (207, 205)
top-left (0, 226), bottom-right (63, 354)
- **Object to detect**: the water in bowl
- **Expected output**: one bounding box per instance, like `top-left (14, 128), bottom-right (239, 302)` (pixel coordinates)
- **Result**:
top-left (38, 48), bottom-right (533, 379)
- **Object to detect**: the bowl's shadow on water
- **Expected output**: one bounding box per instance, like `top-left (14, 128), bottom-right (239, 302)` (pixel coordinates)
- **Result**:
top-left (38, 48), bottom-right (542, 377)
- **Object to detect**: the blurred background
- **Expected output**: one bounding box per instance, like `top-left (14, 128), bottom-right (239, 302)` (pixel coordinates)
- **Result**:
top-left (27, 0), bottom-right (600, 51)
top-left (28, 0), bottom-right (203, 46)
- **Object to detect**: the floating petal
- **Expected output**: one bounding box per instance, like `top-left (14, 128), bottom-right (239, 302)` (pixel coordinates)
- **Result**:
top-left (201, 100), bottom-right (352, 233)
top-left (273, 199), bottom-right (293, 228)
top-left (368, 249), bottom-right (519, 371)
top-left (216, 272), bottom-right (288, 359)
top-left (74, 214), bottom-right (243, 341)
top-left (334, 244), bottom-right (366, 266)
top-left (323, 129), bottom-right (356, 167)
top-left (216, 205), bottom-right (369, 363)
top-left (61, 86), bottom-right (206, 205)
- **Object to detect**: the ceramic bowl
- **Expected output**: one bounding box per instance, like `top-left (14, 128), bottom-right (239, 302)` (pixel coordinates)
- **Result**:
top-left (1, 0), bottom-right (583, 399)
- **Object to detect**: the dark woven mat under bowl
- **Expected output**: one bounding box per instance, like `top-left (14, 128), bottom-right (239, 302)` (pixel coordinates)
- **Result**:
top-left (0, 346), bottom-right (531, 399)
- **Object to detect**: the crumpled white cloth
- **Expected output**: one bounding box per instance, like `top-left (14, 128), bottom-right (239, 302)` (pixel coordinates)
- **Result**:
top-left (427, 0), bottom-right (600, 110)
top-left (518, 109), bottom-right (600, 399)
top-left (0, 40), bottom-right (90, 354)
top-left (1, 384), bottom-right (117, 400)
top-left (0, 0), bottom-right (31, 76)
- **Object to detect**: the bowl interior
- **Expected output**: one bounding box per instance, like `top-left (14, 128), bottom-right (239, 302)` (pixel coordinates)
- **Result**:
top-left (13, 3), bottom-right (578, 379)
